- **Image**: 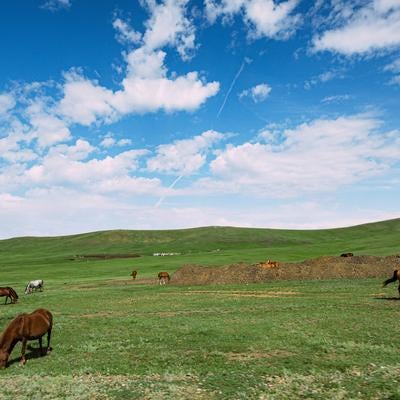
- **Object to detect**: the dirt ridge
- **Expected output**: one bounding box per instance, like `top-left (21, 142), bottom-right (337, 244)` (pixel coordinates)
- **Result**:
top-left (171, 255), bottom-right (400, 285)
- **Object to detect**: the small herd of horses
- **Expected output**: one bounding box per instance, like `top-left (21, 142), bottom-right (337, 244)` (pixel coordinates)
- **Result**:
top-left (0, 280), bottom-right (51, 368)
top-left (131, 270), bottom-right (171, 285)
top-left (1, 256), bottom-right (400, 369)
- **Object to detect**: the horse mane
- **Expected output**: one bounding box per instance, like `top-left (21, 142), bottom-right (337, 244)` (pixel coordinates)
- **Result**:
top-left (0, 314), bottom-right (26, 348)
top-left (7, 287), bottom-right (18, 299)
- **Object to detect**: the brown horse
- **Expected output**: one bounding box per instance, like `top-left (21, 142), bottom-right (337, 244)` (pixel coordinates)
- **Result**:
top-left (131, 270), bottom-right (137, 280)
top-left (0, 308), bottom-right (53, 368)
top-left (383, 270), bottom-right (400, 296)
top-left (267, 260), bottom-right (279, 268)
top-left (158, 272), bottom-right (170, 285)
top-left (340, 252), bottom-right (354, 257)
top-left (0, 287), bottom-right (18, 305)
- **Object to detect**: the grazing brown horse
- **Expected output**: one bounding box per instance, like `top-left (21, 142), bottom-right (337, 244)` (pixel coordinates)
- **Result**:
top-left (131, 270), bottom-right (137, 280)
top-left (383, 270), bottom-right (400, 296)
top-left (267, 260), bottom-right (279, 268)
top-left (257, 260), bottom-right (279, 269)
top-left (158, 272), bottom-right (170, 285)
top-left (0, 308), bottom-right (53, 368)
top-left (0, 287), bottom-right (18, 305)
top-left (340, 253), bottom-right (354, 257)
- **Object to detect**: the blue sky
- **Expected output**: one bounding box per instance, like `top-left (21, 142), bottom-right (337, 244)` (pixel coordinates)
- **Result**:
top-left (0, 0), bottom-right (399, 238)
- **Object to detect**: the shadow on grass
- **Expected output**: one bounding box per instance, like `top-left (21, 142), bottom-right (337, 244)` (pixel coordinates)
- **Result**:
top-left (374, 297), bottom-right (400, 301)
top-left (8, 344), bottom-right (51, 367)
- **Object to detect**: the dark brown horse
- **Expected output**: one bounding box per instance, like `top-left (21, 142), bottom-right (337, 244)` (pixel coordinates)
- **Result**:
top-left (340, 253), bottom-right (354, 257)
top-left (158, 272), bottom-right (170, 285)
top-left (0, 308), bottom-right (53, 368)
top-left (0, 287), bottom-right (18, 305)
top-left (131, 270), bottom-right (137, 280)
top-left (383, 270), bottom-right (400, 296)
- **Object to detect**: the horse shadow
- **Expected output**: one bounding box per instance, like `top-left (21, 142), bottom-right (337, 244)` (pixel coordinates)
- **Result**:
top-left (374, 296), bottom-right (400, 301)
top-left (7, 345), bottom-right (49, 367)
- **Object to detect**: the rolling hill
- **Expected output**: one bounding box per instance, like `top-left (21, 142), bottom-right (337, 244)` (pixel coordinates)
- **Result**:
top-left (0, 218), bottom-right (399, 265)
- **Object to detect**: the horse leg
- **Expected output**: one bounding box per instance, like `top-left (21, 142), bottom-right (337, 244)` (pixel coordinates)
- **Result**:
top-left (38, 337), bottom-right (44, 356)
top-left (397, 282), bottom-right (400, 298)
top-left (4, 296), bottom-right (7, 305)
top-left (20, 339), bottom-right (27, 365)
top-left (46, 329), bottom-right (52, 354)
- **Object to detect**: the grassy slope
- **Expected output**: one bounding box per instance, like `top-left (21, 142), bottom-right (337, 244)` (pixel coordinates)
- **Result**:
top-left (1, 218), bottom-right (399, 261)
top-left (1, 220), bottom-right (400, 398)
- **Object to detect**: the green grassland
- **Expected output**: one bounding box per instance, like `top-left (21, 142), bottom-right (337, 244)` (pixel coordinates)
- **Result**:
top-left (1, 219), bottom-right (400, 399)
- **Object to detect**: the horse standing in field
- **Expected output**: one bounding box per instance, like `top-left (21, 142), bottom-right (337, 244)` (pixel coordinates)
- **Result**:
top-left (158, 272), bottom-right (170, 285)
top-left (267, 260), bottom-right (279, 268)
top-left (383, 270), bottom-right (400, 296)
top-left (0, 308), bottom-right (53, 368)
top-left (131, 270), bottom-right (137, 280)
top-left (25, 280), bottom-right (44, 294)
top-left (0, 287), bottom-right (18, 305)
top-left (340, 253), bottom-right (354, 257)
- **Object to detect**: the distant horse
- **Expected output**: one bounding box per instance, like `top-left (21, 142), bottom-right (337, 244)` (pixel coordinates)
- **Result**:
top-left (0, 287), bottom-right (18, 305)
top-left (131, 271), bottom-right (137, 280)
top-left (340, 253), bottom-right (354, 257)
top-left (158, 272), bottom-right (170, 285)
top-left (257, 260), bottom-right (279, 269)
top-left (0, 308), bottom-right (53, 368)
top-left (267, 260), bottom-right (279, 268)
top-left (383, 270), bottom-right (400, 296)
top-left (25, 280), bottom-right (44, 294)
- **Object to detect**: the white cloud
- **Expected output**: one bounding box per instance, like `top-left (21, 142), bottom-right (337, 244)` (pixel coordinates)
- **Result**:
top-left (0, 93), bottom-right (15, 116)
top-left (113, 17), bottom-right (142, 45)
top-left (24, 148), bottom-right (148, 187)
top-left (321, 94), bottom-right (352, 103)
top-left (100, 133), bottom-right (132, 148)
top-left (58, 39), bottom-right (219, 126)
top-left (239, 83), bottom-right (271, 102)
top-left (142, 0), bottom-right (196, 60)
top-left (384, 57), bottom-right (400, 84)
top-left (58, 72), bottom-right (116, 126)
top-left (40, 0), bottom-right (71, 11)
top-left (147, 130), bottom-right (224, 175)
top-left (304, 69), bottom-right (345, 89)
top-left (192, 115), bottom-right (400, 197)
top-left (205, 0), bottom-right (301, 40)
top-left (313, 0), bottom-right (400, 55)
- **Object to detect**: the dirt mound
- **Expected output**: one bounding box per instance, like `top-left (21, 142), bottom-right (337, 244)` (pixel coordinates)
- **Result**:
top-left (171, 255), bottom-right (400, 285)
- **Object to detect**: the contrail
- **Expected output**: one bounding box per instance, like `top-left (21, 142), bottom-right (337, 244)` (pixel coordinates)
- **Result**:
top-left (216, 58), bottom-right (250, 119)
top-left (155, 174), bottom-right (183, 208)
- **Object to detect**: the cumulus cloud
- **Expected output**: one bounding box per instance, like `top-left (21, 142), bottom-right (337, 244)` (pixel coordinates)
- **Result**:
top-left (147, 130), bottom-right (224, 175)
top-left (100, 133), bottom-right (132, 148)
top-left (312, 0), bottom-right (400, 55)
top-left (57, 2), bottom-right (219, 126)
top-left (192, 115), bottom-right (400, 197)
top-left (205, 0), bottom-right (301, 40)
top-left (0, 93), bottom-right (16, 116)
top-left (239, 83), bottom-right (271, 102)
top-left (113, 17), bottom-right (142, 45)
top-left (142, 0), bottom-right (196, 60)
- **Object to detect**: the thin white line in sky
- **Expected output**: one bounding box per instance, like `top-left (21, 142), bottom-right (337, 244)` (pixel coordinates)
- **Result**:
top-left (216, 58), bottom-right (248, 119)
top-left (155, 174), bottom-right (183, 208)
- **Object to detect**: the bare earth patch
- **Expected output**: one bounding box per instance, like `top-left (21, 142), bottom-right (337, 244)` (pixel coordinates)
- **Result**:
top-left (171, 256), bottom-right (399, 285)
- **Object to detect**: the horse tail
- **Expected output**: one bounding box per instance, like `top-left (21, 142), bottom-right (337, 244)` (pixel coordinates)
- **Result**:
top-left (383, 270), bottom-right (399, 287)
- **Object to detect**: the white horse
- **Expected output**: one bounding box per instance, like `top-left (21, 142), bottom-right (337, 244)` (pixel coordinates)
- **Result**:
top-left (25, 279), bottom-right (44, 294)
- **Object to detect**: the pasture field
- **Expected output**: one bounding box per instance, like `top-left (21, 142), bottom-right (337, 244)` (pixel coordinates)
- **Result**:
top-left (1, 219), bottom-right (400, 399)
